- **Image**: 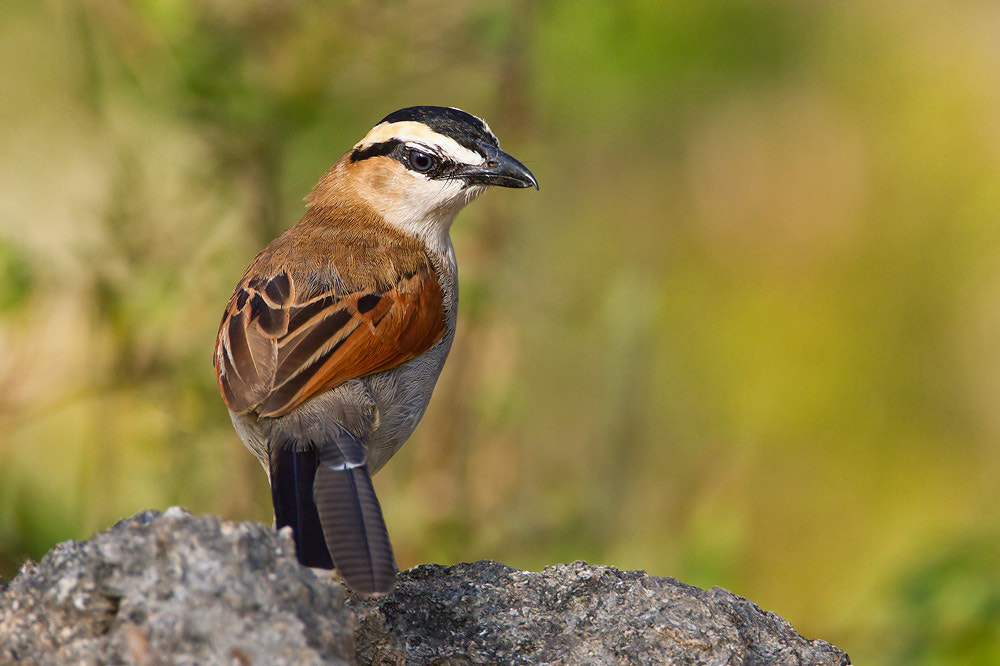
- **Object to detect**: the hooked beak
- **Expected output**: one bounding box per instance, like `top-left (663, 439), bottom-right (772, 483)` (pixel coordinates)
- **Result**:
top-left (455, 142), bottom-right (538, 190)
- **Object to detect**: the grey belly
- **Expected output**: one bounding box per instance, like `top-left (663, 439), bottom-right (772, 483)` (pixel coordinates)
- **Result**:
top-left (231, 331), bottom-right (453, 477)
top-left (363, 334), bottom-right (453, 473)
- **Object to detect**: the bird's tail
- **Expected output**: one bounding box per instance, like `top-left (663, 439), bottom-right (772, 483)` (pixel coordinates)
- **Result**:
top-left (270, 431), bottom-right (396, 594)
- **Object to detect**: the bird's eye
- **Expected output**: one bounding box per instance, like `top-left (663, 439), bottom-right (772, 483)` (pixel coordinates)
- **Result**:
top-left (408, 149), bottom-right (436, 173)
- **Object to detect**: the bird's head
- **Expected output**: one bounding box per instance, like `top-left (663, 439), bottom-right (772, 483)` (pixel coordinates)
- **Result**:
top-left (309, 106), bottom-right (537, 249)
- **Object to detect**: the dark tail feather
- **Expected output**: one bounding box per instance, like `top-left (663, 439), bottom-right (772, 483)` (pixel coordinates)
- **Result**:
top-left (313, 453), bottom-right (396, 594)
top-left (269, 446), bottom-right (334, 569)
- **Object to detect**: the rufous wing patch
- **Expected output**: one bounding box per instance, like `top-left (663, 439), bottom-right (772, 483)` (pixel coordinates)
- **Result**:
top-left (214, 264), bottom-right (446, 418)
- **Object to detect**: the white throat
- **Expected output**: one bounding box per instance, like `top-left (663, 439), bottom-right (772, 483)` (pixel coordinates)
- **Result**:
top-left (363, 179), bottom-right (485, 259)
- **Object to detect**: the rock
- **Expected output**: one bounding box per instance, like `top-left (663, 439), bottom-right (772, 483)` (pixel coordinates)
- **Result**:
top-left (0, 510), bottom-right (850, 665)
top-left (350, 561), bottom-right (851, 666)
top-left (0, 508), bottom-right (354, 665)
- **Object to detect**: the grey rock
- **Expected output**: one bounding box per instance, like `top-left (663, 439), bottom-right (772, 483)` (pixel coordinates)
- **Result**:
top-left (0, 510), bottom-right (851, 665)
top-left (0, 508), bottom-right (354, 665)
top-left (350, 561), bottom-right (851, 666)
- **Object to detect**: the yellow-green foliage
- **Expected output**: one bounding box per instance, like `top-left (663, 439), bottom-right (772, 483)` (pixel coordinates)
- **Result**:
top-left (2, 2), bottom-right (999, 663)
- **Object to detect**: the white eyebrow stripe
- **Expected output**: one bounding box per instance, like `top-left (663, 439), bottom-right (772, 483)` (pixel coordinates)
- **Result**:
top-left (354, 121), bottom-right (485, 165)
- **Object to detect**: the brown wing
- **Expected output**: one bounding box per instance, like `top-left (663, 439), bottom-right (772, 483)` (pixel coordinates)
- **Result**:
top-left (214, 265), bottom-right (446, 419)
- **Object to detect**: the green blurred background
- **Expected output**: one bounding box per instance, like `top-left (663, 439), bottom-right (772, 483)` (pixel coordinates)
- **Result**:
top-left (3, 1), bottom-right (999, 663)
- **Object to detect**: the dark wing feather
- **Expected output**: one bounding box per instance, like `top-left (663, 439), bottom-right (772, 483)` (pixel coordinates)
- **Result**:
top-left (214, 264), bottom-right (446, 418)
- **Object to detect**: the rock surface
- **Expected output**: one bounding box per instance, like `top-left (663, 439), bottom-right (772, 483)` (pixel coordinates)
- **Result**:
top-left (351, 561), bottom-right (850, 665)
top-left (0, 510), bottom-right (850, 665)
top-left (0, 508), bottom-right (354, 665)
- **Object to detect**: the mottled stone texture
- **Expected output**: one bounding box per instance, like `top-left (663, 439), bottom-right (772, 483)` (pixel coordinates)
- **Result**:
top-left (350, 561), bottom-right (850, 666)
top-left (1, 510), bottom-right (850, 665)
top-left (0, 509), bottom-right (354, 665)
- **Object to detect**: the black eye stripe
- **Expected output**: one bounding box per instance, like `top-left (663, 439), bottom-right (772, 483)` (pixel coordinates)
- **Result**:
top-left (350, 138), bottom-right (467, 179)
top-left (349, 139), bottom-right (401, 163)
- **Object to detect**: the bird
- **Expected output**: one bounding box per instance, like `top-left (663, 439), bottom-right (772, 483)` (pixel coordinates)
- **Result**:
top-left (213, 106), bottom-right (537, 594)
